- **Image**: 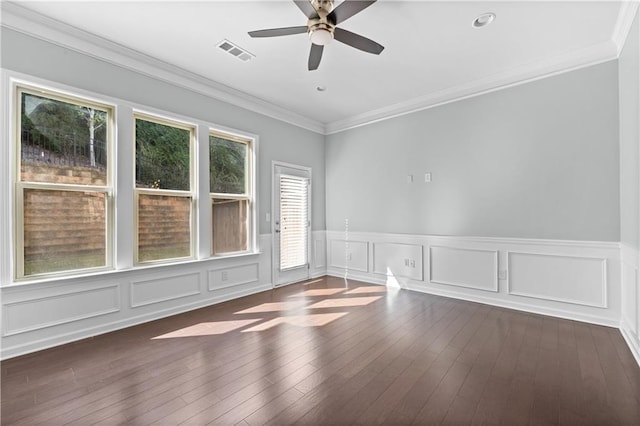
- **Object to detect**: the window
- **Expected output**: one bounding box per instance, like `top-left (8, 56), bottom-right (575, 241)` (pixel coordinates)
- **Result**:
top-left (278, 174), bottom-right (309, 270)
top-left (135, 114), bottom-right (195, 263)
top-left (15, 86), bottom-right (113, 279)
top-left (209, 131), bottom-right (252, 255)
top-left (11, 76), bottom-right (258, 282)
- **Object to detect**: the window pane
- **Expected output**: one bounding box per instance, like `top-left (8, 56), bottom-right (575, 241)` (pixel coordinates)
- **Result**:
top-left (20, 92), bottom-right (108, 185)
top-left (136, 119), bottom-right (190, 191)
top-left (210, 135), bottom-right (247, 194)
top-left (23, 188), bottom-right (106, 276)
top-left (138, 194), bottom-right (191, 262)
top-left (280, 175), bottom-right (308, 270)
top-left (212, 199), bottom-right (248, 254)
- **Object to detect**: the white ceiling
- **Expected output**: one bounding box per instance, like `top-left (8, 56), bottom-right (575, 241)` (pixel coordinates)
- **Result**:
top-left (2, 1), bottom-right (635, 133)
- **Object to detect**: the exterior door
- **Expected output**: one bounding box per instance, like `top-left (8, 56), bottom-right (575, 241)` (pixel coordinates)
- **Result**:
top-left (273, 162), bottom-right (311, 287)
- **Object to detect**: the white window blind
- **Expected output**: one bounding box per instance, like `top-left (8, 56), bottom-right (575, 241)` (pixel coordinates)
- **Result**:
top-left (279, 175), bottom-right (309, 271)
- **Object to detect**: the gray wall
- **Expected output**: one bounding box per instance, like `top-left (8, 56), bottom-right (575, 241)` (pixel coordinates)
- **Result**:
top-left (1, 28), bottom-right (326, 233)
top-left (2, 27), bottom-right (627, 243)
top-left (326, 61), bottom-right (620, 241)
top-left (619, 10), bottom-right (640, 249)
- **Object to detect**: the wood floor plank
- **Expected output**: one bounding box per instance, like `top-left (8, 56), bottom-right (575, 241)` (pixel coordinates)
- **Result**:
top-left (241, 387), bottom-right (305, 426)
top-left (411, 359), bottom-right (472, 424)
top-left (1, 276), bottom-right (639, 425)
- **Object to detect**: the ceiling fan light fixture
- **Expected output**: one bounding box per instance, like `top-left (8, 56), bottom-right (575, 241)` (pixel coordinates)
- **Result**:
top-left (309, 28), bottom-right (333, 46)
top-left (472, 12), bottom-right (496, 28)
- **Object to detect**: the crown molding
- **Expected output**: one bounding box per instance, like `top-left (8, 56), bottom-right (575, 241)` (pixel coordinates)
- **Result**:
top-left (325, 39), bottom-right (619, 134)
top-left (1, 1), bottom-right (630, 137)
top-left (612, 1), bottom-right (639, 56)
top-left (0, 1), bottom-right (326, 135)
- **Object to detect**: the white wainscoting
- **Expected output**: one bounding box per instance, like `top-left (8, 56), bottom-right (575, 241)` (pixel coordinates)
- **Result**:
top-left (208, 263), bottom-right (259, 291)
top-left (3, 284), bottom-right (120, 336)
top-left (131, 272), bottom-right (201, 308)
top-left (373, 242), bottom-right (423, 281)
top-left (621, 243), bottom-right (640, 366)
top-left (429, 246), bottom-right (498, 292)
top-left (329, 239), bottom-right (369, 273)
top-left (0, 233), bottom-right (328, 360)
top-left (508, 252), bottom-right (607, 308)
top-left (311, 230), bottom-right (327, 279)
top-left (326, 231), bottom-right (621, 328)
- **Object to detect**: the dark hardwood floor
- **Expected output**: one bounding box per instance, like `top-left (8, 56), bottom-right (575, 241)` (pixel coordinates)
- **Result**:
top-left (2, 276), bottom-right (640, 425)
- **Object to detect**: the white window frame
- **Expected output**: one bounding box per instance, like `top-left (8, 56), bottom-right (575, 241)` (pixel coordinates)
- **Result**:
top-left (133, 112), bottom-right (197, 265)
top-left (13, 82), bottom-right (115, 280)
top-left (2, 71), bottom-right (260, 285)
top-left (209, 129), bottom-right (255, 256)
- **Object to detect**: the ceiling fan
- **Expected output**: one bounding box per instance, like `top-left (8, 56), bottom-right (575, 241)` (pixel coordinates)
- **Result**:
top-left (248, 0), bottom-right (384, 71)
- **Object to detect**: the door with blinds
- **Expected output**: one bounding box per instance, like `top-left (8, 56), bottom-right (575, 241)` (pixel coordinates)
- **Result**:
top-left (273, 163), bottom-right (311, 287)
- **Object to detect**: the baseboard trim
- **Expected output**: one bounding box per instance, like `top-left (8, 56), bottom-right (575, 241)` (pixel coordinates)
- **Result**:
top-left (620, 318), bottom-right (640, 367)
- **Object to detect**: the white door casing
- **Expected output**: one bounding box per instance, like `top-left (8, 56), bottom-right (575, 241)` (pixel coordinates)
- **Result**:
top-left (272, 162), bottom-right (311, 287)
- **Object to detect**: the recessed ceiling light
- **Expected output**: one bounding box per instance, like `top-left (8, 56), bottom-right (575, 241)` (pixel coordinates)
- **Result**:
top-left (316, 86), bottom-right (327, 92)
top-left (472, 13), bottom-right (495, 28)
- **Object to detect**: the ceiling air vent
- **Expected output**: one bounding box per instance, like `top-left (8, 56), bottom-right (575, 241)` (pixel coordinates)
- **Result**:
top-left (217, 39), bottom-right (255, 62)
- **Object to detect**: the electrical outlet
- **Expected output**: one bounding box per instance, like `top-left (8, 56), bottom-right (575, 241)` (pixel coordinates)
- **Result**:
top-left (221, 271), bottom-right (228, 281)
top-left (498, 270), bottom-right (507, 280)
top-left (424, 173), bottom-right (432, 183)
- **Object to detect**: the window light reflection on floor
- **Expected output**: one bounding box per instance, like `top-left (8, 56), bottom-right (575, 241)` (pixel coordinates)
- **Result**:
top-left (344, 286), bottom-right (387, 294)
top-left (234, 300), bottom-right (309, 314)
top-left (151, 284), bottom-right (387, 340)
top-left (308, 296), bottom-right (382, 309)
top-left (152, 319), bottom-right (263, 339)
top-left (288, 288), bottom-right (347, 297)
top-left (241, 312), bottom-right (348, 332)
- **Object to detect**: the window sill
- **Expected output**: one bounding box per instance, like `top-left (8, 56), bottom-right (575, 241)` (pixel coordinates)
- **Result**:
top-left (4, 251), bottom-right (263, 288)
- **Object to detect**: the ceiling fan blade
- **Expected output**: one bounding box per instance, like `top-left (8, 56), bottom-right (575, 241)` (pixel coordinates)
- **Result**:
top-left (293, 0), bottom-right (319, 19)
top-left (248, 26), bottom-right (308, 38)
top-left (327, 0), bottom-right (376, 25)
top-left (308, 43), bottom-right (324, 70)
top-left (334, 27), bottom-right (384, 54)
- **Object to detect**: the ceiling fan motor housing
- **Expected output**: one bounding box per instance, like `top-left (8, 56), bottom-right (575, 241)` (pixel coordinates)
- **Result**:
top-left (308, 0), bottom-right (336, 44)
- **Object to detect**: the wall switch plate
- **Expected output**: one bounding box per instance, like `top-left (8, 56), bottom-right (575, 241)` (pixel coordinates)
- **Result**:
top-left (425, 173), bottom-right (432, 183)
top-left (407, 175), bottom-right (414, 184)
top-left (266, 212), bottom-right (270, 222)
top-left (498, 270), bottom-right (507, 280)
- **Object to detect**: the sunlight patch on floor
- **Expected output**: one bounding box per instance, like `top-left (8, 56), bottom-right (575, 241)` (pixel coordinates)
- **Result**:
top-left (152, 319), bottom-right (263, 339)
top-left (288, 288), bottom-right (347, 297)
top-left (344, 286), bottom-right (387, 294)
top-left (241, 313), bottom-right (348, 332)
top-left (234, 300), bottom-right (309, 314)
top-left (308, 296), bottom-right (382, 309)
